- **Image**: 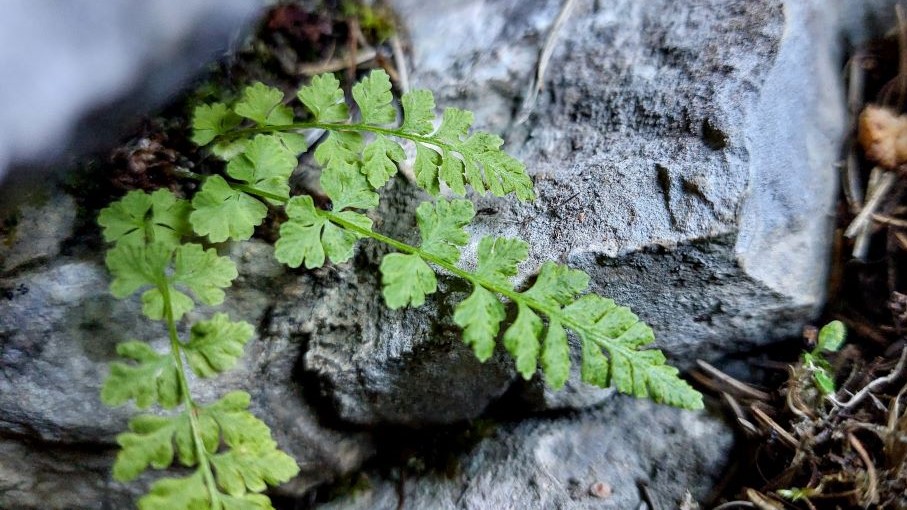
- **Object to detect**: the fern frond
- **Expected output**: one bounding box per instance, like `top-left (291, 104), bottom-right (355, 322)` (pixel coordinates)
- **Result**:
top-left (191, 71), bottom-right (535, 201)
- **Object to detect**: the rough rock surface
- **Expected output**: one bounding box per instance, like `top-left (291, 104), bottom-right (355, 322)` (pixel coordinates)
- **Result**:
top-left (0, 221), bottom-right (373, 508)
top-left (305, 0), bottom-right (849, 422)
top-left (315, 397), bottom-right (733, 510)
top-left (0, 0), bottom-right (900, 508)
top-left (0, 0), bottom-right (264, 211)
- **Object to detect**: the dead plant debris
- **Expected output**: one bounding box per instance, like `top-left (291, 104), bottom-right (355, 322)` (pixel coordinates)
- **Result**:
top-left (700, 8), bottom-right (907, 509)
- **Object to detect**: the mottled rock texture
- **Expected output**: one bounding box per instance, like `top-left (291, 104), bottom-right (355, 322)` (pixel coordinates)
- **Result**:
top-left (0, 0), bottom-right (897, 508)
top-left (316, 397), bottom-right (732, 510)
top-left (306, 0), bottom-right (849, 422)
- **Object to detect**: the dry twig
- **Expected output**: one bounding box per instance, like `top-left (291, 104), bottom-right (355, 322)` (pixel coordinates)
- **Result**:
top-left (696, 360), bottom-right (771, 401)
top-left (516, 0), bottom-right (577, 124)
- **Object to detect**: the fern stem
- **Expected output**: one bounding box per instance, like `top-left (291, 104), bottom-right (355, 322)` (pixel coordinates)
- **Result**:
top-left (158, 276), bottom-right (221, 508)
top-left (225, 121), bottom-right (459, 154)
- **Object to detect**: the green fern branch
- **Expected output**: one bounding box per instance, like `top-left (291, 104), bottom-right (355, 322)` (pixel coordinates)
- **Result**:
top-left (317, 205), bottom-right (701, 409)
top-left (183, 70), bottom-right (702, 409)
top-left (98, 191), bottom-right (299, 509)
top-left (159, 279), bottom-right (221, 507)
top-left (178, 165), bottom-right (703, 410)
top-left (194, 69), bottom-right (535, 201)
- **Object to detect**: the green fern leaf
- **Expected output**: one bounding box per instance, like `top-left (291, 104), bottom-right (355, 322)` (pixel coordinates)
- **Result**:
top-left (192, 102), bottom-right (242, 146)
top-left (438, 151), bottom-right (467, 195)
top-left (400, 89), bottom-right (436, 135)
top-left (380, 253), bottom-right (436, 309)
top-left (413, 144), bottom-right (442, 195)
top-left (460, 132), bottom-right (534, 201)
top-left (107, 242), bottom-right (237, 321)
top-left (206, 392), bottom-right (272, 447)
top-left (523, 262), bottom-right (589, 306)
top-left (297, 73), bottom-right (349, 123)
top-left (210, 446), bottom-right (299, 497)
top-left (114, 417), bottom-right (175, 482)
top-left (275, 195), bottom-right (372, 268)
top-left (503, 303), bottom-right (543, 379)
top-left (212, 140), bottom-right (250, 161)
top-left (274, 132), bottom-right (308, 155)
top-left (474, 236), bottom-right (528, 288)
top-left (320, 161), bottom-right (379, 211)
top-left (416, 199), bottom-right (474, 263)
top-left (362, 135), bottom-right (405, 188)
top-left (234, 83), bottom-right (293, 126)
top-left (113, 414), bottom-right (192, 481)
top-left (378, 199), bottom-right (474, 309)
top-left (205, 391), bottom-right (300, 496)
top-left (580, 337), bottom-right (609, 387)
top-left (453, 286), bottom-right (505, 362)
top-left (314, 131), bottom-right (363, 170)
top-left (183, 314), bottom-right (255, 378)
top-left (226, 135), bottom-right (297, 202)
top-left (137, 472), bottom-right (209, 510)
top-left (435, 108), bottom-right (473, 143)
top-left (101, 342), bottom-right (182, 409)
top-left (190, 175), bottom-right (268, 243)
top-left (98, 189), bottom-right (191, 249)
top-left (564, 295), bottom-right (702, 408)
top-left (105, 242), bottom-right (171, 300)
top-left (220, 493), bottom-right (275, 510)
top-left (450, 235), bottom-right (528, 363)
top-left (170, 243), bottom-right (239, 307)
top-left (540, 319), bottom-right (570, 389)
top-left (817, 320), bottom-right (846, 352)
top-left (351, 69), bottom-right (396, 125)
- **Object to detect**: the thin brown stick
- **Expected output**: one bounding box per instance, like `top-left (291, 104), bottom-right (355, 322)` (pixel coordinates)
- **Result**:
top-left (848, 432), bottom-right (880, 505)
top-left (296, 48), bottom-right (377, 76)
top-left (750, 405), bottom-right (799, 448)
top-left (723, 392), bottom-right (759, 435)
top-left (871, 213), bottom-right (907, 227)
top-left (896, 5), bottom-right (907, 110)
top-left (390, 35), bottom-right (410, 93)
top-left (516, 0), bottom-right (577, 124)
top-left (712, 502), bottom-right (757, 510)
top-left (696, 359), bottom-right (771, 401)
top-left (846, 168), bottom-right (896, 239)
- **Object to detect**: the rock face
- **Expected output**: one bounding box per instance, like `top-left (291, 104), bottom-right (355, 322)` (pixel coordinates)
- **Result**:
top-left (0, 0), bottom-right (897, 508)
top-left (306, 0), bottom-right (848, 422)
top-left (315, 397), bottom-right (733, 510)
top-left (0, 0), bottom-right (264, 211)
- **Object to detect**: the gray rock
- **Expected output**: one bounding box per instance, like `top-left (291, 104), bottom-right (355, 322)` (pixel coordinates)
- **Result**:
top-left (0, 191), bottom-right (76, 273)
top-left (0, 438), bottom-right (139, 510)
top-left (306, 0), bottom-right (849, 423)
top-left (0, 0), bottom-right (264, 211)
top-left (315, 397), bottom-right (733, 510)
top-left (0, 227), bottom-right (373, 507)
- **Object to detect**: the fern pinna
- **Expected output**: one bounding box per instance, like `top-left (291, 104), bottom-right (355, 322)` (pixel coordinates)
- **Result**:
top-left (98, 69), bottom-right (702, 508)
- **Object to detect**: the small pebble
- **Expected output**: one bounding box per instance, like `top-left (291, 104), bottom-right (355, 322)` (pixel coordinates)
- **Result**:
top-left (589, 481), bottom-right (612, 499)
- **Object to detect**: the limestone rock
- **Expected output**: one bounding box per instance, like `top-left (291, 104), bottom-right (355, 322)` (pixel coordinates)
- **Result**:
top-left (305, 0), bottom-right (849, 422)
top-left (315, 397), bottom-right (733, 510)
